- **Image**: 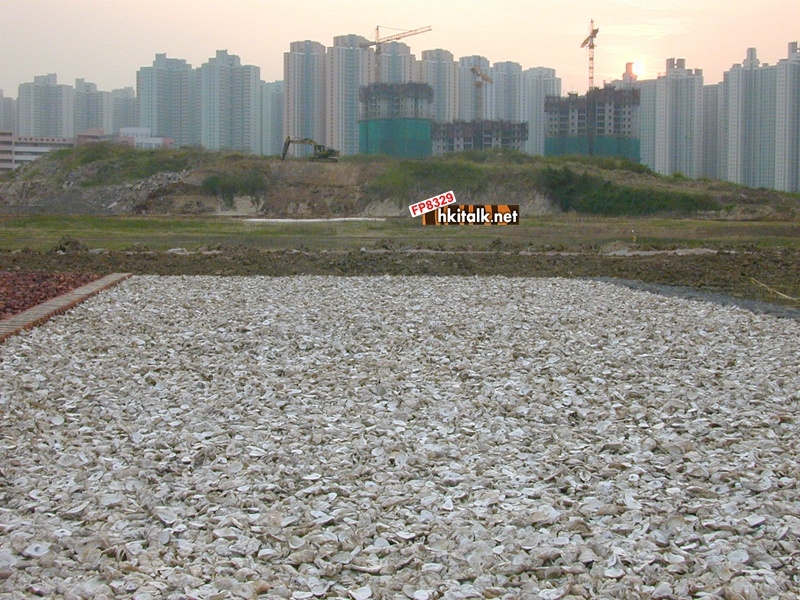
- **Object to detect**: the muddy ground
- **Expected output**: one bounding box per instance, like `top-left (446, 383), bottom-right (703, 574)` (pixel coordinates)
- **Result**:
top-left (1, 246), bottom-right (799, 319)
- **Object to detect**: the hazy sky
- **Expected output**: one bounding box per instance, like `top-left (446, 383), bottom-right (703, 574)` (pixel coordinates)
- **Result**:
top-left (2, 0), bottom-right (799, 97)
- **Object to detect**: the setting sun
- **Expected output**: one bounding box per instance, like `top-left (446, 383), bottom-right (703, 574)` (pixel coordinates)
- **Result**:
top-left (632, 60), bottom-right (645, 78)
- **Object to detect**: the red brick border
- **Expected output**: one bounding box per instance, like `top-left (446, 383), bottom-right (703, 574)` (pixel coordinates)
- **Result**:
top-left (0, 273), bottom-right (132, 343)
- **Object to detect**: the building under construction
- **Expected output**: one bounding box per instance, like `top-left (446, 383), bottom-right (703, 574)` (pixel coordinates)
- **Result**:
top-left (544, 85), bottom-right (640, 162)
top-left (432, 120), bottom-right (528, 155)
top-left (358, 83), bottom-right (433, 158)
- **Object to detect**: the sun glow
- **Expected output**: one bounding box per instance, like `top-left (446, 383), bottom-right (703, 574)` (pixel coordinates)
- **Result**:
top-left (632, 61), bottom-right (645, 78)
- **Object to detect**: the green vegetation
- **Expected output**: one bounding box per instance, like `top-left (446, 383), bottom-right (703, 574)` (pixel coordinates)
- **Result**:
top-left (4, 145), bottom-right (798, 221)
top-left (46, 143), bottom-right (212, 186)
top-left (364, 151), bottom-right (713, 215)
top-left (366, 158), bottom-right (488, 203)
top-left (0, 214), bottom-right (797, 253)
top-left (201, 168), bottom-right (270, 209)
top-left (534, 166), bottom-right (719, 216)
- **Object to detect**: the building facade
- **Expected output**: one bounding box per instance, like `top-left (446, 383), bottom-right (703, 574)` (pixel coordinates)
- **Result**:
top-left (358, 83), bottom-right (433, 158)
top-left (136, 54), bottom-right (196, 147)
top-left (111, 87), bottom-right (137, 134)
top-left (18, 74), bottom-right (75, 138)
top-left (639, 58), bottom-right (704, 177)
top-left (492, 61), bottom-right (522, 122)
top-left (376, 41), bottom-right (415, 84)
top-left (544, 86), bottom-right (640, 162)
top-left (283, 40), bottom-right (327, 156)
top-left (519, 67), bottom-right (561, 155)
top-left (0, 90), bottom-right (17, 134)
top-left (261, 80), bottom-right (284, 156)
top-left (0, 131), bottom-right (75, 172)
top-left (198, 50), bottom-right (262, 153)
top-left (416, 49), bottom-right (459, 123)
top-left (775, 42), bottom-right (800, 192)
top-left (432, 120), bottom-right (527, 154)
top-left (457, 55), bottom-right (492, 121)
top-left (325, 34), bottom-right (373, 155)
top-left (702, 83), bottom-right (724, 179)
top-left (719, 49), bottom-right (777, 188)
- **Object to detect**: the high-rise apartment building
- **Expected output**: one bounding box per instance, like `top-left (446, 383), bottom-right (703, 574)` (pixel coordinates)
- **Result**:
top-left (544, 86), bottom-right (640, 161)
top-left (702, 83), bottom-right (724, 179)
top-left (639, 58), bottom-right (704, 177)
top-left (519, 67), bottom-right (561, 155)
top-left (0, 90), bottom-right (16, 134)
top-left (719, 49), bottom-right (777, 188)
top-left (416, 49), bottom-right (459, 123)
top-left (198, 50), bottom-right (262, 153)
top-left (492, 61), bottom-right (522, 121)
top-left (458, 56), bottom-right (492, 121)
top-left (376, 41), bottom-right (415, 84)
top-left (111, 87), bottom-right (137, 134)
top-left (137, 54), bottom-right (196, 147)
top-left (325, 34), bottom-right (373, 155)
top-left (775, 42), bottom-right (800, 192)
top-left (283, 40), bottom-right (327, 156)
top-left (18, 74), bottom-right (75, 138)
top-left (74, 79), bottom-right (112, 135)
top-left (261, 80), bottom-right (284, 156)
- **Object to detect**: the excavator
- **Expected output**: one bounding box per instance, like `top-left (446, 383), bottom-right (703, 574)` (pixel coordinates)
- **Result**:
top-left (281, 136), bottom-right (340, 162)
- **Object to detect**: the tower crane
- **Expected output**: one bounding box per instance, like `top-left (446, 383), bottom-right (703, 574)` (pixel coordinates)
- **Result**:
top-left (359, 25), bottom-right (432, 83)
top-left (580, 19), bottom-right (599, 90)
top-left (470, 65), bottom-right (493, 121)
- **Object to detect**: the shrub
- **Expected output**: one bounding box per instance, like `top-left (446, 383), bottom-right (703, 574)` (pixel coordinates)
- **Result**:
top-left (535, 166), bottom-right (718, 215)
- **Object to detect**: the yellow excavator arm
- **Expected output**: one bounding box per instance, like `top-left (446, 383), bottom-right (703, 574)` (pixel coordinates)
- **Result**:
top-left (281, 136), bottom-right (339, 162)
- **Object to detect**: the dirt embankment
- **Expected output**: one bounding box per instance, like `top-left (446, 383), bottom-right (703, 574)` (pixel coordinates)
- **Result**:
top-left (2, 246), bottom-right (799, 317)
top-left (0, 159), bottom-right (557, 218)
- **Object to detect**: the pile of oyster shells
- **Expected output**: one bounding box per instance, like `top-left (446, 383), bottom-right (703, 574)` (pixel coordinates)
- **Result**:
top-left (1, 276), bottom-right (798, 599)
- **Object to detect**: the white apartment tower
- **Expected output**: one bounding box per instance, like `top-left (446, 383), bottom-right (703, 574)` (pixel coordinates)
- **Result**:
top-left (18, 74), bottom-right (75, 138)
top-left (720, 49), bottom-right (777, 188)
top-left (325, 34), bottom-right (373, 155)
top-left (702, 83), bottom-right (724, 179)
top-left (775, 41), bottom-right (800, 192)
top-left (492, 61), bottom-right (522, 122)
top-left (639, 58), bottom-right (704, 177)
top-left (519, 67), bottom-right (561, 155)
top-left (261, 80), bottom-right (284, 156)
top-left (198, 50), bottom-right (262, 154)
top-left (377, 41), bottom-right (415, 84)
top-left (74, 78), bottom-right (113, 135)
top-left (137, 54), bottom-right (196, 146)
top-left (111, 87), bottom-right (137, 134)
top-left (458, 56), bottom-right (492, 121)
top-left (0, 90), bottom-right (16, 134)
top-left (416, 49), bottom-right (459, 123)
top-left (283, 40), bottom-right (327, 156)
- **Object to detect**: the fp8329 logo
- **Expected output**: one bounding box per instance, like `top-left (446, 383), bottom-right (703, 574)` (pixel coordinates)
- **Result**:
top-left (408, 191), bottom-right (457, 217)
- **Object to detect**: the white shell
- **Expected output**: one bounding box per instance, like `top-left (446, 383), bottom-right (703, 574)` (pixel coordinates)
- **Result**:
top-left (0, 276), bottom-right (798, 597)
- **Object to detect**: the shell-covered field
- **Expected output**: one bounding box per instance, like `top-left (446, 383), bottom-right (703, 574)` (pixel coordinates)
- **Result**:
top-left (1, 276), bottom-right (798, 599)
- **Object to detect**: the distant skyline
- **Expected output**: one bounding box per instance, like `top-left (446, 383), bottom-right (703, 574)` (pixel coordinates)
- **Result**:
top-left (2, 0), bottom-right (799, 96)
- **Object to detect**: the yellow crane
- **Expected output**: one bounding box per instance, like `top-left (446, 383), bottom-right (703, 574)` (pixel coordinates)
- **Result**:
top-left (580, 19), bottom-right (599, 90)
top-left (470, 65), bottom-right (493, 121)
top-left (360, 25), bottom-right (432, 83)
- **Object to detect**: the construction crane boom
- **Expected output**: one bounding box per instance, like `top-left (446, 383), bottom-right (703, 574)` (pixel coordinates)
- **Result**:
top-left (470, 65), bottom-right (493, 122)
top-left (359, 25), bottom-right (432, 83)
top-left (580, 19), bottom-right (599, 90)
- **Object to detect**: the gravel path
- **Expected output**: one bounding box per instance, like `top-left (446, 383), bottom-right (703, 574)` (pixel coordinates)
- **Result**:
top-left (1, 276), bottom-right (799, 599)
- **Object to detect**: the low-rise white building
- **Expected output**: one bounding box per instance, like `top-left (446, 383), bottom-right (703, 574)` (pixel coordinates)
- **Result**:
top-left (0, 131), bottom-right (75, 172)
